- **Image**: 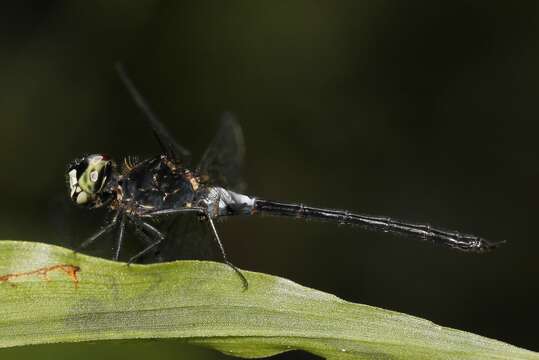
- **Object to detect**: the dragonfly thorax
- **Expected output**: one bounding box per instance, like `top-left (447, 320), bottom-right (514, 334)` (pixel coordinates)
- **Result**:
top-left (118, 155), bottom-right (197, 213)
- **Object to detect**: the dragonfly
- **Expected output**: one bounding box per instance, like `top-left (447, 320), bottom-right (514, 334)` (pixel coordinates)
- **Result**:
top-left (66, 64), bottom-right (502, 290)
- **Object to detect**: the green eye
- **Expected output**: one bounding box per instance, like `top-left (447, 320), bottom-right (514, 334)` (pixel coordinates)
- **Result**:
top-left (66, 154), bottom-right (113, 207)
top-left (78, 156), bottom-right (109, 194)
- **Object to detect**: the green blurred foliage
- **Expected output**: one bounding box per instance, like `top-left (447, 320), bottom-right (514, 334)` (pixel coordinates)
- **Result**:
top-left (0, 1), bottom-right (537, 359)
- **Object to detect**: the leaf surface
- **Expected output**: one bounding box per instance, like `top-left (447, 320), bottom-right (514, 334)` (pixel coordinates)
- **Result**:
top-left (0, 240), bottom-right (536, 360)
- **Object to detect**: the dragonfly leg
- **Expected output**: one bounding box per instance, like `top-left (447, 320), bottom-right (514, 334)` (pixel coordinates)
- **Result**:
top-left (127, 217), bottom-right (165, 265)
top-left (138, 206), bottom-right (248, 289)
top-left (113, 213), bottom-right (126, 261)
top-left (76, 210), bottom-right (120, 252)
top-left (206, 215), bottom-right (248, 290)
top-left (140, 207), bottom-right (206, 217)
top-left (133, 223), bottom-right (164, 262)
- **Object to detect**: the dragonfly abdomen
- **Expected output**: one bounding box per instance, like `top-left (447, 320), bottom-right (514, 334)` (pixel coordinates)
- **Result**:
top-left (252, 199), bottom-right (501, 252)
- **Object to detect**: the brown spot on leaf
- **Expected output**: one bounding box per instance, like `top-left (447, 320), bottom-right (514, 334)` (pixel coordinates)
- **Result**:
top-left (0, 264), bottom-right (81, 288)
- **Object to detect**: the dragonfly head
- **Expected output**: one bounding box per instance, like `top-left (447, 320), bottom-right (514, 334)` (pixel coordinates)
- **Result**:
top-left (66, 154), bottom-right (115, 208)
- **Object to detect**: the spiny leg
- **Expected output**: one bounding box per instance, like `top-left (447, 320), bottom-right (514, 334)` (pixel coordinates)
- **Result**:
top-left (127, 217), bottom-right (165, 265)
top-left (142, 207), bottom-right (248, 289)
top-left (76, 211), bottom-right (120, 252)
top-left (207, 215), bottom-right (248, 290)
top-left (141, 207), bottom-right (205, 218)
top-left (133, 221), bottom-right (165, 262)
top-left (140, 207), bottom-right (208, 263)
top-left (113, 213), bottom-right (126, 261)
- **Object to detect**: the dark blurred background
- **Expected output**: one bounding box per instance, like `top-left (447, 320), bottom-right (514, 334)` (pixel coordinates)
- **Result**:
top-left (1, 1), bottom-right (538, 359)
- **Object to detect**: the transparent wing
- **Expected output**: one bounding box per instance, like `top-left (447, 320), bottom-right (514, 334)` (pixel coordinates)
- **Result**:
top-left (157, 213), bottom-right (222, 262)
top-left (48, 193), bottom-right (80, 249)
top-left (196, 113), bottom-right (246, 192)
top-left (48, 192), bottom-right (115, 258)
top-left (115, 63), bottom-right (192, 165)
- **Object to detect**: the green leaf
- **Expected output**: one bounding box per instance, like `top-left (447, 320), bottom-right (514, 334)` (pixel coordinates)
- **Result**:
top-left (0, 240), bottom-right (535, 360)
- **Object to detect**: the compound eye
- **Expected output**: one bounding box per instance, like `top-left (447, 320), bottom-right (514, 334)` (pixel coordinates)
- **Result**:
top-left (66, 154), bottom-right (113, 208)
top-left (78, 155), bottom-right (111, 194)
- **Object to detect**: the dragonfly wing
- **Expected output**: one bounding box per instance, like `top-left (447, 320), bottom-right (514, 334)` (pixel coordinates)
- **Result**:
top-left (115, 63), bottom-right (192, 165)
top-left (196, 112), bottom-right (246, 192)
top-left (158, 213), bottom-right (222, 262)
